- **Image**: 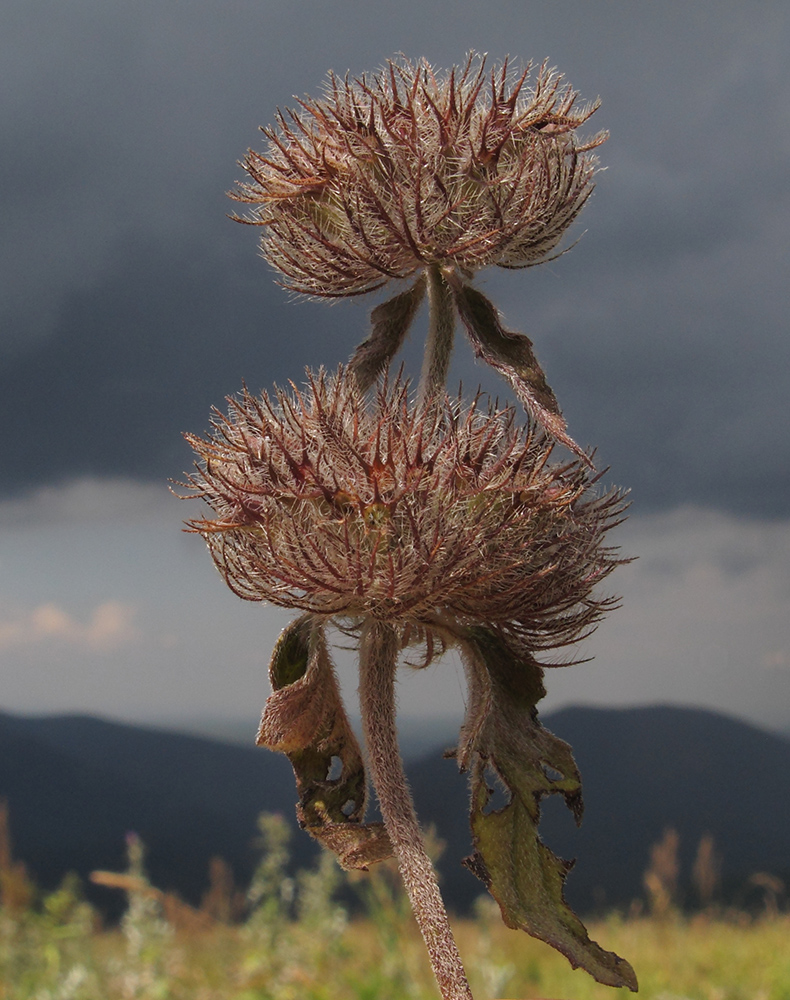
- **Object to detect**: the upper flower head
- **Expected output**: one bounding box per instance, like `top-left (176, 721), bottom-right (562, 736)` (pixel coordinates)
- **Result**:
top-left (185, 367), bottom-right (623, 654)
top-left (230, 53), bottom-right (606, 298)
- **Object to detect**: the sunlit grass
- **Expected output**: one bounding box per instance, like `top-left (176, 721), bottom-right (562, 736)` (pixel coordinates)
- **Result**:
top-left (458, 909), bottom-right (790, 1000)
top-left (3, 902), bottom-right (789, 999)
top-left (4, 889), bottom-right (789, 999)
top-left (1, 813), bottom-right (788, 1000)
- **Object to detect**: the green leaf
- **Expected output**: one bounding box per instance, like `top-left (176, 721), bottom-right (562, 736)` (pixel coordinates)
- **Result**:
top-left (349, 274), bottom-right (426, 392)
top-left (457, 626), bottom-right (638, 991)
top-left (257, 615), bottom-right (393, 869)
top-left (449, 279), bottom-right (592, 467)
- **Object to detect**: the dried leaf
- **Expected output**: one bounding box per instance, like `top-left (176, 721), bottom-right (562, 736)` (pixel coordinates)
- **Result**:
top-left (457, 626), bottom-right (637, 991)
top-left (257, 615), bottom-right (393, 866)
top-left (349, 275), bottom-right (426, 392)
top-left (449, 278), bottom-right (592, 466)
top-left (308, 821), bottom-right (393, 871)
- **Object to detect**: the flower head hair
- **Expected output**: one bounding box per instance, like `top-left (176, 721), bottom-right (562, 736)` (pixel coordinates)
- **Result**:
top-left (186, 367), bottom-right (621, 651)
top-left (231, 54), bottom-right (604, 297)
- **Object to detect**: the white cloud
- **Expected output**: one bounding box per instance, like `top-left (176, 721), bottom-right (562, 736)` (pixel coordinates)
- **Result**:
top-left (0, 477), bottom-right (176, 528)
top-left (0, 600), bottom-right (137, 652)
top-left (1, 480), bottom-right (790, 733)
top-left (764, 649), bottom-right (789, 670)
top-left (542, 507), bottom-right (790, 732)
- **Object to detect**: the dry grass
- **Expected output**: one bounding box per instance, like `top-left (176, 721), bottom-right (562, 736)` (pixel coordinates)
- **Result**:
top-left (458, 908), bottom-right (790, 1000)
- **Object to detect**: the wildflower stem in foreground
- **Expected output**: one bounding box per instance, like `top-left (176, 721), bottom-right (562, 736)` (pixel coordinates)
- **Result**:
top-left (359, 618), bottom-right (472, 1000)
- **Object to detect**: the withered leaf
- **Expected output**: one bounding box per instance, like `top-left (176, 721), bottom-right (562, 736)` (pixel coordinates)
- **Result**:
top-left (349, 274), bottom-right (426, 392)
top-left (257, 615), bottom-right (393, 868)
top-left (449, 279), bottom-right (592, 467)
top-left (457, 626), bottom-right (637, 991)
top-left (308, 821), bottom-right (393, 871)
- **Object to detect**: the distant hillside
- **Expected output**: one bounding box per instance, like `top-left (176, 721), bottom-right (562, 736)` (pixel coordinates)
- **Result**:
top-left (1, 706), bottom-right (788, 917)
top-left (161, 713), bottom-right (460, 762)
top-left (0, 711), bottom-right (313, 917)
top-left (409, 705), bottom-right (790, 912)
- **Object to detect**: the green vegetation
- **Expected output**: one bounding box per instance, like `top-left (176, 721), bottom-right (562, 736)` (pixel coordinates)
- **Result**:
top-left (1, 813), bottom-right (788, 1000)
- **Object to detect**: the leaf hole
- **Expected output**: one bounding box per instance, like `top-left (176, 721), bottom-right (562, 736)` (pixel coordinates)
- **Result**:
top-left (341, 799), bottom-right (357, 817)
top-left (482, 765), bottom-right (511, 815)
top-left (327, 755), bottom-right (343, 781)
top-left (543, 764), bottom-right (563, 782)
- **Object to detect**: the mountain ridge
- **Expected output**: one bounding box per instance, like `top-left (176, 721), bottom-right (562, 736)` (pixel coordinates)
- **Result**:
top-left (2, 704), bottom-right (788, 916)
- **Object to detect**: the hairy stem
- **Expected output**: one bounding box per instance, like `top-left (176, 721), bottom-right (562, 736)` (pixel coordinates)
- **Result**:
top-left (418, 265), bottom-right (455, 410)
top-left (359, 619), bottom-right (474, 1000)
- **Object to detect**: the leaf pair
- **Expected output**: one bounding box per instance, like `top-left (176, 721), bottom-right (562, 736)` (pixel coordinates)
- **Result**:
top-left (349, 271), bottom-right (591, 465)
top-left (256, 615), bottom-right (393, 870)
top-left (259, 613), bottom-right (636, 991)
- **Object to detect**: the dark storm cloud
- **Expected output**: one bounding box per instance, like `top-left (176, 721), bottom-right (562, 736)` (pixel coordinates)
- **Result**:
top-left (2, 0), bottom-right (789, 514)
top-left (0, 228), bottom-right (369, 490)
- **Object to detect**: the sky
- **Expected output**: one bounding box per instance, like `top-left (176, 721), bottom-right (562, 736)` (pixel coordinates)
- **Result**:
top-left (2, 0), bottom-right (790, 737)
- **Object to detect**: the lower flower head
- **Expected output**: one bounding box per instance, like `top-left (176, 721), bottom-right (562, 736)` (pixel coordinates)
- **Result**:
top-left (185, 368), bottom-right (624, 653)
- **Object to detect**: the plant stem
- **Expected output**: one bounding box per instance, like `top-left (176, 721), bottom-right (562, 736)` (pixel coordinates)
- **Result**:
top-left (359, 619), bottom-right (474, 1000)
top-left (417, 265), bottom-right (455, 410)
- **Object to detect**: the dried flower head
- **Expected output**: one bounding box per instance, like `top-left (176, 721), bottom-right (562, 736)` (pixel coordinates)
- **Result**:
top-left (183, 367), bottom-right (636, 993)
top-left (231, 53), bottom-right (605, 298)
top-left (185, 367), bottom-right (622, 654)
top-left (230, 54), bottom-right (606, 461)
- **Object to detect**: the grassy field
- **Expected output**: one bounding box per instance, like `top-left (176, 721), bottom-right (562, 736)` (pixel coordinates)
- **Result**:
top-left (1, 815), bottom-right (788, 1000)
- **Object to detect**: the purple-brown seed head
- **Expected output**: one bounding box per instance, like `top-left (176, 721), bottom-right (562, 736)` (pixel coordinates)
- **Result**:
top-left (230, 54), bottom-right (606, 297)
top-left (185, 368), bottom-right (624, 654)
